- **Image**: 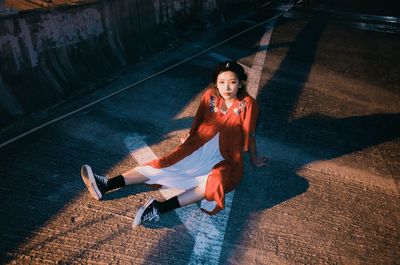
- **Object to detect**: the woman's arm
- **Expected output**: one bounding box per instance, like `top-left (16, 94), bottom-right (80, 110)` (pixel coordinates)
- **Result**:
top-left (248, 135), bottom-right (268, 167)
top-left (189, 90), bottom-right (210, 135)
top-left (243, 98), bottom-right (268, 167)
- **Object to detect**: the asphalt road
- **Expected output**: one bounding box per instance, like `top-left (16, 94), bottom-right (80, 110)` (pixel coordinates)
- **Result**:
top-left (0, 2), bottom-right (399, 264)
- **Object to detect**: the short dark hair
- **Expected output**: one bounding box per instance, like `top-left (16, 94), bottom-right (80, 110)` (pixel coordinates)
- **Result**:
top-left (210, 61), bottom-right (248, 99)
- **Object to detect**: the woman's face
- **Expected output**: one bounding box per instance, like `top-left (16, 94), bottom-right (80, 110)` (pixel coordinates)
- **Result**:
top-left (216, 71), bottom-right (240, 102)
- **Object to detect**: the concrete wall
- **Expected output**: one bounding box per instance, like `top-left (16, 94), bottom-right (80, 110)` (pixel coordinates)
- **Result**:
top-left (0, 0), bottom-right (258, 128)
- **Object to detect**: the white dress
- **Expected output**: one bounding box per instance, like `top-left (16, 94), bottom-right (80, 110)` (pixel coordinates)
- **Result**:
top-left (135, 133), bottom-right (224, 191)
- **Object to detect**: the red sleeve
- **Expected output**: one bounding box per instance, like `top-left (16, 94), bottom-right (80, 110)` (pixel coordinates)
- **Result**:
top-left (189, 89), bottom-right (211, 135)
top-left (242, 97), bottom-right (259, 152)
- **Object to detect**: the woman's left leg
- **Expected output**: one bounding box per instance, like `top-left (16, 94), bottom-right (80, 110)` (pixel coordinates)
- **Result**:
top-left (132, 185), bottom-right (206, 228)
top-left (177, 185), bottom-right (206, 207)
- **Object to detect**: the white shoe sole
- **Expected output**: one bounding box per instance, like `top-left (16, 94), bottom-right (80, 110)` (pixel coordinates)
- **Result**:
top-left (81, 165), bottom-right (102, 200)
top-left (132, 198), bottom-right (156, 228)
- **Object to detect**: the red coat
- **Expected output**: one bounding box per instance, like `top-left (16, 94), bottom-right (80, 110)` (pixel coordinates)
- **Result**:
top-left (148, 89), bottom-right (259, 214)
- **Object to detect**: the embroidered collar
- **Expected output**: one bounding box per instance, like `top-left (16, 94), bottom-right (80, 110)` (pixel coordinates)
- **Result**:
top-left (210, 96), bottom-right (246, 115)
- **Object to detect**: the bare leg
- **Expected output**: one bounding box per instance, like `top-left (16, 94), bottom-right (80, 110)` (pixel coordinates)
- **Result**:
top-left (122, 168), bottom-right (150, 185)
top-left (177, 184), bottom-right (206, 207)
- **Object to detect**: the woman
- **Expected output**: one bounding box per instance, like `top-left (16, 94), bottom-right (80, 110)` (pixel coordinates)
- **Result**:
top-left (81, 61), bottom-right (267, 228)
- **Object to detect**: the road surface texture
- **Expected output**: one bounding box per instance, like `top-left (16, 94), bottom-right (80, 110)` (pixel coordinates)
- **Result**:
top-left (0, 1), bottom-right (399, 264)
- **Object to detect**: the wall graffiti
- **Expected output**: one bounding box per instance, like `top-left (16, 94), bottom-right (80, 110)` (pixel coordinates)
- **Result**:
top-left (0, 8), bottom-right (103, 69)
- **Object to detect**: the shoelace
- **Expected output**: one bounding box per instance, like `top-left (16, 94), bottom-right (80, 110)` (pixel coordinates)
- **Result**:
top-left (94, 174), bottom-right (108, 185)
top-left (142, 207), bottom-right (160, 223)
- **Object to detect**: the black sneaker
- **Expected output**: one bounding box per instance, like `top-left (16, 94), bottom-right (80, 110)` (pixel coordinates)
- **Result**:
top-left (81, 165), bottom-right (108, 200)
top-left (132, 198), bottom-right (160, 228)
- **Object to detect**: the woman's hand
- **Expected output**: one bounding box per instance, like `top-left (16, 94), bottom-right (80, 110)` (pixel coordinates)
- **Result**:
top-left (251, 155), bottom-right (268, 167)
top-left (180, 133), bottom-right (190, 144)
top-left (248, 137), bottom-right (268, 167)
